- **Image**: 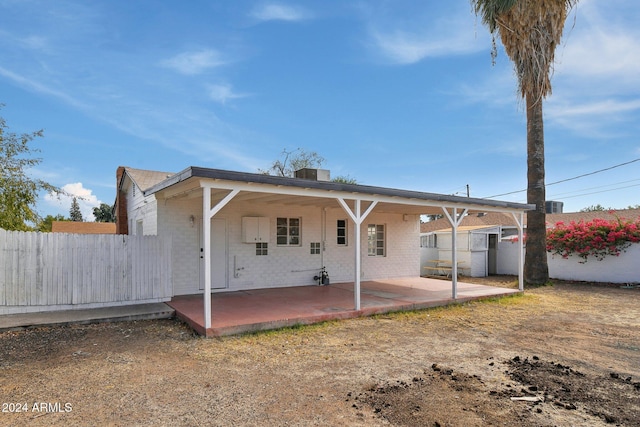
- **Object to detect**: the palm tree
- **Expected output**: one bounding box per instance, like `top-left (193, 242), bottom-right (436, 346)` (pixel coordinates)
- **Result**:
top-left (472, 0), bottom-right (578, 285)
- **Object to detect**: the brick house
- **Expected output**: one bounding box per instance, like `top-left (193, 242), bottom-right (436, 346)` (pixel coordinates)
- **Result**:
top-left (115, 166), bottom-right (532, 329)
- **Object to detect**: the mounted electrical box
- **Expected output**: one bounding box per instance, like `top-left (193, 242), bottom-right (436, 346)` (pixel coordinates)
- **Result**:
top-left (242, 217), bottom-right (270, 243)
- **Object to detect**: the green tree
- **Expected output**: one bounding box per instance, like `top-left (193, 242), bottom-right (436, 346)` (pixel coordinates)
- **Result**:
top-left (472, 0), bottom-right (578, 285)
top-left (93, 203), bottom-right (114, 222)
top-left (37, 214), bottom-right (68, 232)
top-left (69, 197), bottom-right (83, 222)
top-left (331, 175), bottom-right (358, 184)
top-left (0, 106), bottom-right (59, 231)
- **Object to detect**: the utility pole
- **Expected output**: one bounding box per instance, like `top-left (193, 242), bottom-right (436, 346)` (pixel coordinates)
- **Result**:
top-left (466, 184), bottom-right (470, 197)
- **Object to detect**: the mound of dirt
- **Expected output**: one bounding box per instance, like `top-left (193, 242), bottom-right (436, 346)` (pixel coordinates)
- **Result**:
top-left (352, 357), bottom-right (640, 427)
top-left (505, 356), bottom-right (640, 425)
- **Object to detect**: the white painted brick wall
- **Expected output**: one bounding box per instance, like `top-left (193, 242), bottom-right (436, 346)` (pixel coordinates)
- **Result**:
top-left (155, 196), bottom-right (422, 295)
top-left (159, 197), bottom-right (201, 295)
top-left (360, 212), bottom-right (421, 280)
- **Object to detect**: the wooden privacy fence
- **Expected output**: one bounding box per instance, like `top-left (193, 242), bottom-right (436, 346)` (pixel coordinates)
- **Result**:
top-left (0, 229), bottom-right (172, 315)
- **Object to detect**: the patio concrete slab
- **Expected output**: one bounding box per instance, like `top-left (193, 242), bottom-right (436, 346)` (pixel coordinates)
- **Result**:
top-left (167, 277), bottom-right (520, 337)
top-left (0, 303), bottom-right (175, 332)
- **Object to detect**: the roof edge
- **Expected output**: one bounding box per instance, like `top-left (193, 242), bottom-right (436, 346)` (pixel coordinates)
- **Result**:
top-left (143, 166), bottom-right (535, 212)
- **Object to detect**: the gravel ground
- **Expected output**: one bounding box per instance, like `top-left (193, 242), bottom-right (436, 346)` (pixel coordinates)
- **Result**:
top-left (1, 276), bottom-right (638, 426)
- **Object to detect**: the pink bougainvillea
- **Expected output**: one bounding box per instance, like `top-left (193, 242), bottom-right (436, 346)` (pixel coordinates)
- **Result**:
top-left (546, 216), bottom-right (640, 262)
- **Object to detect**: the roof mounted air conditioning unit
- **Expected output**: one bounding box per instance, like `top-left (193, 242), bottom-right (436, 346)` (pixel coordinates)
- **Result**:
top-left (294, 168), bottom-right (331, 182)
top-left (545, 201), bottom-right (564, 214)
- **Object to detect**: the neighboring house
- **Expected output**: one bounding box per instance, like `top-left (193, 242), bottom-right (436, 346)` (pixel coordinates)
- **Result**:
top-left (115, 165), bottom-right (532, 328)
top-left (422, 225), bottom-right (502, 277)
top-left (51, 221), bottom-right (116, 234)
top-left (114, 167), bottom-right (174, 235)
top-left (420, 208), bottom-right (640, 277)
top-left (421, 212), bottom-right (520, 277)
top-left (546, 209), bottom-right (640, 227)
top-left (421, 212), bottom-right (521, 238)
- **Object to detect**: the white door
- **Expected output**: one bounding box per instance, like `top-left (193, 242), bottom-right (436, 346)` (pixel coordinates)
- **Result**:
top-left (199, 218), bottom-right (228, 290)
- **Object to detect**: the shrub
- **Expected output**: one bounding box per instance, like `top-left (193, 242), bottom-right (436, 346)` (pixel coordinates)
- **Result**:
top-left (546, 215), bottom-right (640, 262)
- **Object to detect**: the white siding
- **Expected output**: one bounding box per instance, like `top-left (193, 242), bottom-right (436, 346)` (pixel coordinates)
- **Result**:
top-left (470, 251), bottom-right (487, 277)
top-left (497, 241), bottom-right (521, 275)
top-left (437, 233), bottom-right (470, 251)
top-left (435, 228), bottom-right (500, 277)
top-left (124, 180), bottom-right (158, 236)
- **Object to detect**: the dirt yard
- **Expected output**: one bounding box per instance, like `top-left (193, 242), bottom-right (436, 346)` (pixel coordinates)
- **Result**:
top-left (1, 276), bottom-right (638, 426)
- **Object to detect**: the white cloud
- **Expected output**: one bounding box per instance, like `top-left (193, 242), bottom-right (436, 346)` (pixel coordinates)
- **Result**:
top-left (557, 29), bottom-right (640, 88)
top-left (370, 26), bottom-right (484, 65)
top-left (543, 1), bottom-right (640, 137)
top-left (546, 98), bottom-right (640, 137)
top-left (0, 65), bottom-right (87, 109)
top-left (549, 99), bottom-right (640, 119)
top-left (45, 182), bottom-right (102, 222)
top-left (16, 34), bottom-right (49, 51)
top-left (160, 49), bottom-right (226, 75)
top-left (251, 3), bottom-right (311, 22)
top-left (207, 83), bottom-right (249, 104)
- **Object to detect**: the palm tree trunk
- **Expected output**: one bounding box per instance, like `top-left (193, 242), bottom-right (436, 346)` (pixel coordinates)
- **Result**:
top-left (524, 92), bottom-right (549, 284)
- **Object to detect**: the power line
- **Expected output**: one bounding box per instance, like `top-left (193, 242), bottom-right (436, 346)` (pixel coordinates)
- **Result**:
top-left (549, 183), bottom-right (640, 200)
top-left (484, 157), bottom-right (640, 198)
top-left (547, 178), bottom-right (640, 198)
top-left (547, 158), bottom-right (640, 186)
top-left (494, 181), bottom-right (640, 204)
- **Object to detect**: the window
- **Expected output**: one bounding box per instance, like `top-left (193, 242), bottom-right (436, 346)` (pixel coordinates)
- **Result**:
top-left (310, 242), bottom-right (321, 255)
top-left (420, 234), bottom-right (437, 248)
top-left (367, 224), bottom-right (385, 256)
top-left (337, 219), bottom-right (347, 245)
top-left (256, 242), bottom-right (268, 256)
top-left (277, 217), bottom-right (301, 246)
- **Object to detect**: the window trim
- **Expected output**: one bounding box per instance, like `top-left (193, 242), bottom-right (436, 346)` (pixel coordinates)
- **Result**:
top-left (367, 223), bottom-right (386, 257)
top-left (337, 219), bottom-right (348, 246)
top-left (256, 242), bottom-right (268, 256)
top-left (276, 217), bottom-right (302, 246)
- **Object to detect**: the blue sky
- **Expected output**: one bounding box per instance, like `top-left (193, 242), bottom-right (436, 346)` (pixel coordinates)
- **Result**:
top-left (1, 0), bottom-right (639, 221)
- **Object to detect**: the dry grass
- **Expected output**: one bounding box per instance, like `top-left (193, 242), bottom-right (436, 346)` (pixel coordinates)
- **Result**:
top-left (1, 278), bottom-right (638, 426)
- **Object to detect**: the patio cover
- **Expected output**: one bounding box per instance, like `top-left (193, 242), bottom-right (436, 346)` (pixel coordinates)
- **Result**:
top-left (146, 166), bottom-right (532, 330)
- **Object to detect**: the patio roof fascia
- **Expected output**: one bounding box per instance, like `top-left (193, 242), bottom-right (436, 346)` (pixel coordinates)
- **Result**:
top-left (144, 166), bottom-right (535, 213)
top-left (147, 166), bottom-right (534, 215)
